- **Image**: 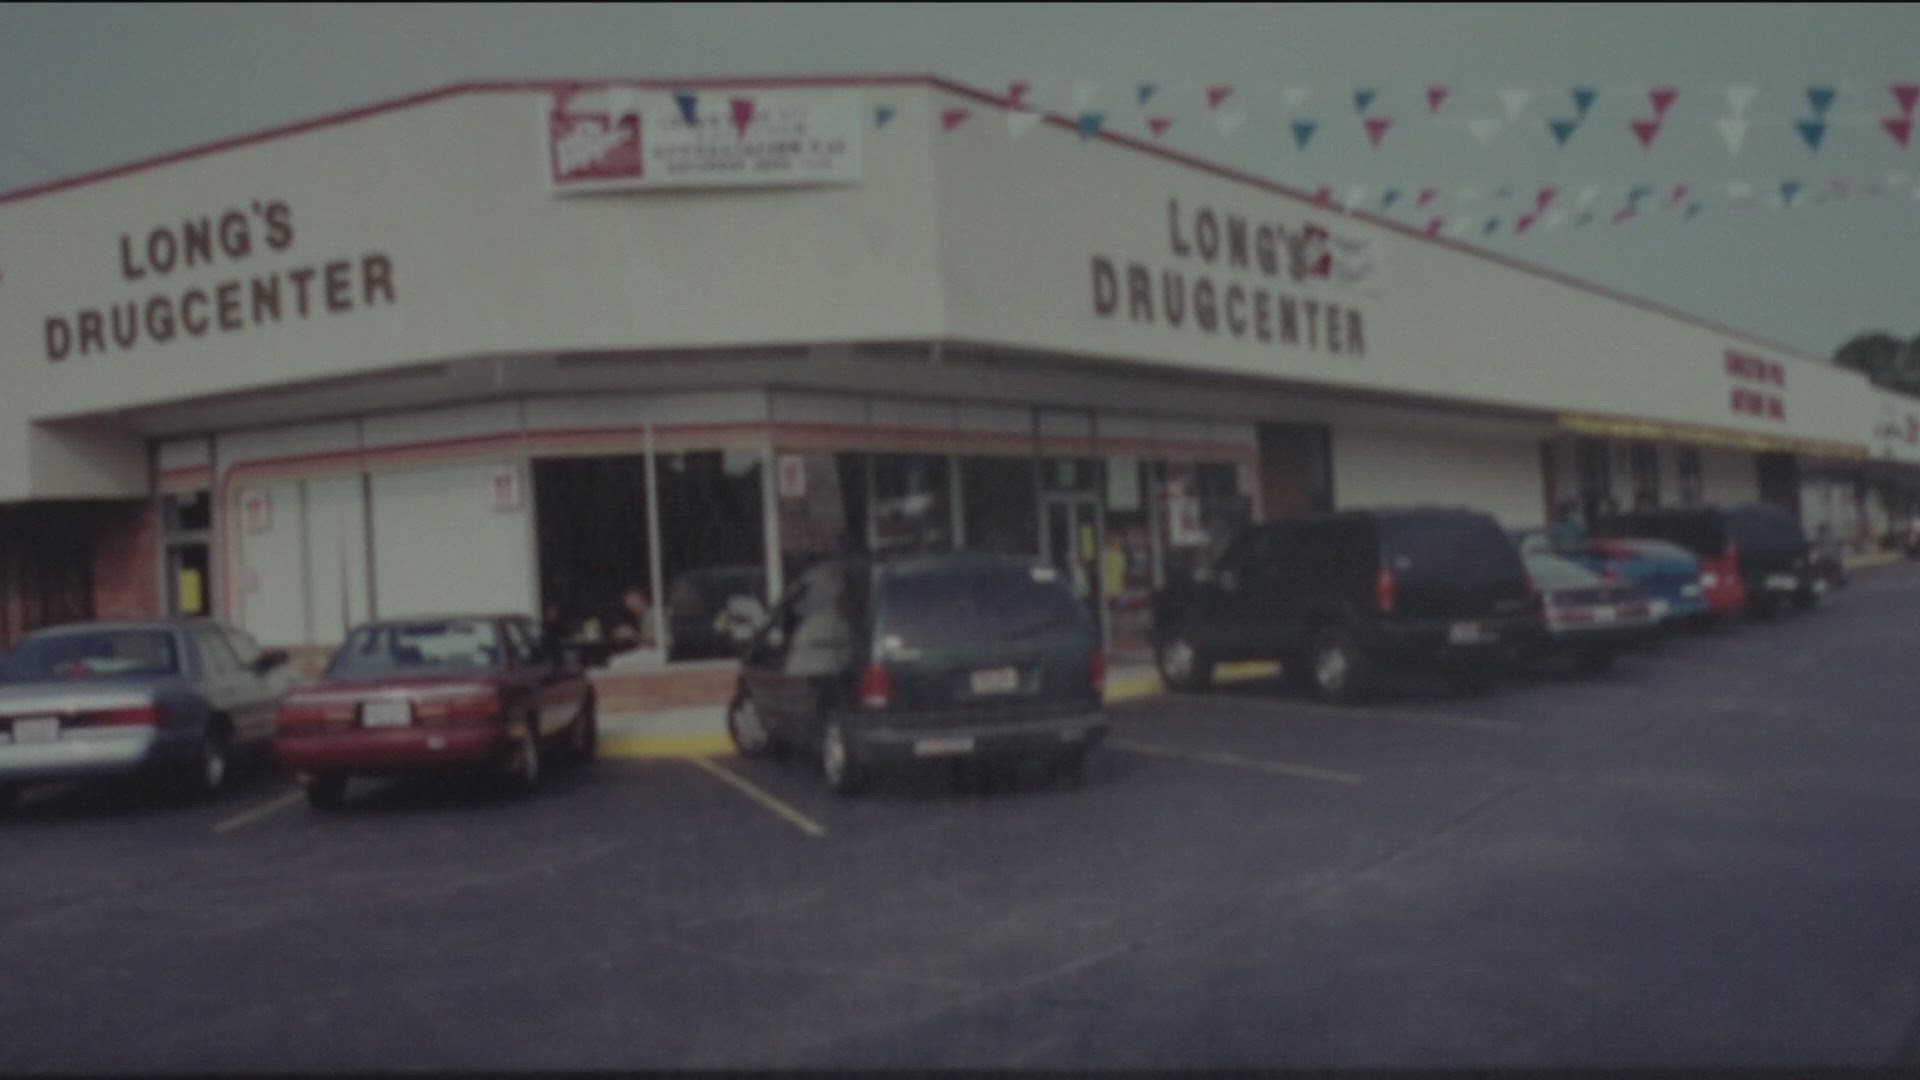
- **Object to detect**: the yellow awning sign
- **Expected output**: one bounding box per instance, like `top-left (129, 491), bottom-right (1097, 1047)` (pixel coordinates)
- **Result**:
top-left (1556, 413), bottom-right (1867, 461)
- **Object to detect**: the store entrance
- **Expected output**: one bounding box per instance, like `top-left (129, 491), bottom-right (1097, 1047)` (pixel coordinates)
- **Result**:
top-left (1039, 492), bottom-right (1104, 644)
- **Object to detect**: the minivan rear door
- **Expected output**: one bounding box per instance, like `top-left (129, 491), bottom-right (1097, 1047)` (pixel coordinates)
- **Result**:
top-left (1379, 511), bottom-right (1531, 620)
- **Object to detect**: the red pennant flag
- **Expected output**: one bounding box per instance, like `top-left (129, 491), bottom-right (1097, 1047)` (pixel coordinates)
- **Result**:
top-left (941, 108), bottom-right (971, 131)
top-left (1667, 183), bottom-right (1689, 207)
top-left (1007, 80), bottom-right (1031, 108)
top-left (1417, 188), bottom-right (1438, 208)
top-left (1516, 213), bottom-right (1538, 235)
top-left (1649, 86), bottom-right (1679, 116)
top-left (1426, 85), bottom-right (1451, 113)
top-left (1893, 83), bottom-right (1920, 115)
top-left (1535, 186), bottom-right (1557, 212)
top-left (1207, 84), bottom-right (1234, 110)
top-left (729, 97), bottom-right (757, 139)
top-left (1884, 115), bottom-right (1914, 148)
top-left (1313, 185), bottom-right (1334, 206)
top-left (1631, 119), bottom-right (1662, 149)
top-left (1148, 115), bottom-right (1174, 138)
top-left (1364, 116), bottom-right (1394, 148)
top-left (1425, 216), bottom-right (1445, 237)
top-left (1612, 204), bottom-right (1639, 224)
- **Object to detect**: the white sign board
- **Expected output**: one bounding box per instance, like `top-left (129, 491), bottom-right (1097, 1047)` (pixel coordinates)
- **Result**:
top-left (548, 89), bottom-right (864, 195)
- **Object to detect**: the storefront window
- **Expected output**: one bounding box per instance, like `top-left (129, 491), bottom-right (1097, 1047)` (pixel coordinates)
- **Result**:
top-left (1676, 446), bottom-right (1704, 507)
top-left (1103, 456), bottom-right (1157, 661)
top-left (836, 453), bottom-right (953, 555)
top-left (961, 456), bottom-right (1038, 557)
top-left (658, 449), bottom-right (768, 661)
top-left (534, 456), bottom-right (655, 652)
top-left (1629, 441), bottom-right (1661, 510)
top-left (776, 450), bottom-right (858, 579)
top-left (1575, 438), bottom-right (1615, 522)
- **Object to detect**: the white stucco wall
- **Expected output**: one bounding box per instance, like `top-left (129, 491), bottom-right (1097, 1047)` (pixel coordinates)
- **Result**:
top-left (1332, 425), bottom-right (1547, 529)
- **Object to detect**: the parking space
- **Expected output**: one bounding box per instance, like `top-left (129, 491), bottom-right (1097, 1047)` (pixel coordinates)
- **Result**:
top-left (6, 568), bottom-right (1920, 1069)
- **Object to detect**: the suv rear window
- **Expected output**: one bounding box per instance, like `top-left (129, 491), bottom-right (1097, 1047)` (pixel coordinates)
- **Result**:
top-left (0, 629), bottom-right (179, 683)
top-left (876, 562), bottom-right (1092, 650)
top-left (1725, 505), bottom-right (1807, 552)
top-left (1379, 512), bottom-right (1525, 584)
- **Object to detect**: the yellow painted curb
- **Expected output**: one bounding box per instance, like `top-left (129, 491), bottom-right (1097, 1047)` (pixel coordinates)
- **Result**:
top-left (601, 734), bottom-right (736, 759)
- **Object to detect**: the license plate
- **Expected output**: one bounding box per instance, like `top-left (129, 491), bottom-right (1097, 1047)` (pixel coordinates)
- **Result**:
top-left (1813, 579), bottom-right (1829, 595)
top-left (1681, 584), bottom-right (1701, 598)
top-left (970, 667), bottom-right (1019, 695)
top-left (1592, 606), bottom-right (1616, 622)
top-left (361, 699), bottom-right (412, 729)
top-left (12, 717), bottom-right (60, 744)
top-left (914, 736), bottom-right (975, 758)
top-left (1651, 600), bottom-right (1671, 619)
top-left (1766, 574), bottom-right (1798, 591)
top-left (1448, 622), bottom-right (1494, 645)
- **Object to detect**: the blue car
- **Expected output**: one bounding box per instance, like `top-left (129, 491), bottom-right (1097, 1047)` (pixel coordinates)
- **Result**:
top-left (1512, 529), bottom-right (1709, 627)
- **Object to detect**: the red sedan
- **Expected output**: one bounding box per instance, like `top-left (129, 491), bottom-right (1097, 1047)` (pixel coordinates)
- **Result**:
top-left (276, 614), bottom-right (597, 809)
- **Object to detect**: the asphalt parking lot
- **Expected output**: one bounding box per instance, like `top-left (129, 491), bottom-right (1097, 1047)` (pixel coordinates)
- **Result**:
top-left (7, 566), bottom-right (1920, 1070)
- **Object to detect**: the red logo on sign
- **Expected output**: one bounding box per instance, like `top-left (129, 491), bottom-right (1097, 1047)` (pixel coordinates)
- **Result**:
top-left (548, 110), bottom-right (642, 184)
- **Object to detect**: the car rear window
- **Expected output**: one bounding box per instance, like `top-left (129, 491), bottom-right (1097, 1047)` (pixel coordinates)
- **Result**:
top-left (327, 619), bottom-right (504, 679)
top-left (1380, 512), bottom-right (1526, 584)
top-left (876, 562), bottom-right (1092, 650)
top-left (1525, 553), bottom-right (1603, 590)
top-left (0, 629), bottom-right (179, 683)
top-left (1725, 505), bottom-right (1807, 552)
top-left (1596, 512), bottom-right (1726, 557)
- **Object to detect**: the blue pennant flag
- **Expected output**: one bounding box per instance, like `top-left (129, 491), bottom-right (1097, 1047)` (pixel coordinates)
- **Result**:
top-left (674, 91), bottom-right (699, 126)
top-left (1571, 86), bottom-right (1597, 117)
top-left (1381, 188), bottom-right (1402, 209)
top-left (1137, 83), bottom-right (1157, 107)
top-left (1495, 184), bottom-right (1514, 201)
top-left (1684, 201), bottom-right (1703, 220)
top-left (1077, 111), bottom-right (1106, 140)
top-left (1806, 85), bottom-right (1836, 117)
top-left (1353, 87), bottom-right (1377, 115)
top-left (1796, 120), bottom-right (1827, 151)
top-left (1483, 216), bottom-right (1500, 236)
top-left (1781, 179), bottom-right (1802, 205)
top-left (1291, 120), bottom-right (1318, 149)
top-left (1548, 119), bottom-right (1579, 147)
top-left (874, 105), bottom-right (896, 129)
top-left (1628, 184), bottom-right (1653, 204)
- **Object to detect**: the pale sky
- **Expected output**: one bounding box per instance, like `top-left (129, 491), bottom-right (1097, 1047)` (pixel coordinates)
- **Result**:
top-left (2, 2), bottom-right (1916, 358)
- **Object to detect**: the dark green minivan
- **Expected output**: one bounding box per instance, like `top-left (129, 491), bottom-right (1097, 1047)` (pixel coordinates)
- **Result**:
top-left (725, 551), bottom-right (1108, 796)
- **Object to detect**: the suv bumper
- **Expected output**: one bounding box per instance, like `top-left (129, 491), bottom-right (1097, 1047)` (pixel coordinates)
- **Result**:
top-left (1362, 615), bottom-right (1534, 661)
top-left (845, 711), bottom-right (1108, 767)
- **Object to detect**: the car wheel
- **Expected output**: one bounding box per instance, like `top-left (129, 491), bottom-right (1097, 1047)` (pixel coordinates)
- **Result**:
top-left (1048, 744), bottom-right (1091, 784)
top-left (727, 692), bottom-right (776, 758)
top-left (305, 771), bottom-right (349, 811)
top-left (1155, 631), bottom-right (1214, 691)
top-left (495, 726), bottom-right (541, 799)
top-left (175, 725), bottom-right (233, 802)
top-left (569, 694), bottom-right (599, 769)
top-left (1310, 629), bottom-right (1373, 704)
top-left (818, 721), bottom-right (867, 798)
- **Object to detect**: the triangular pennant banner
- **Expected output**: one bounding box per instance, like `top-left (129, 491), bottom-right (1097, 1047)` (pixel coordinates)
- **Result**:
top-left (1548, 118), bottom-right (1578, 147)
top-left (1796, 120), bottom-right (1827, 151)
top-left (1416, 187), bottom-right (1439, 208)
top-left (1216, 112), bottom-right (1246, 136)
top-left (729, 97), bottom-right (757, 139)
top-left (1631, 118), bottom-right (1663, 149)
top-left (1780, 180), bottom-right (1802, 205)
top-left (1483, 216), bottom-right (1501, 237)
top-left (1207, 84), bottom-right (1234, 110)
top-left (1628, 184), bottom-right (1653, 205)
top-left (1716, 118), bottom-right (1750, 156)
top-left (1883, 116), bottom-right (1913, 149)
top-left (1381, 188), bottom-right (1402, 209)
top-left (1543, 209), bottom-right (1569, 230)
top-left (1894, 83), bottom-right (1920, 115)
top-left (1536, 186), bottom-right (1558, 212)
top-left (1364, 116), bottom-right (1393, 148)
top-left (1467, 118), bottom-right (1504, 145)
top-left (1725, 86), bottom-right (1758, 117)
top-left (1572, 86), bottom-right (1598, 117)
top-left (1354, 87), bottom-right (1377, 115)
top-left (1137, 83), bottom-right (1158, 108)
top-left (1667, 184), bottom-right (1689, 207)
top-left (1576, 211), bottom-right (1595, 228)
top-left (1291, 120), bottom-right (1318, 149)
top-left (1806, 85), bottom-right (1836, 116)
top-left (941, 108), bottom-right (972, 132)
top-left (1450, 214), bottom-right (1476, 237)
top-left (1684, 201), bottom-right (1703, 220)
top-left (1612, 204), bottom-right (1639, 224)
top-left (1006, 111), bottom-right (1042, 139)
top-left (1282, 86), bottom-right (1313, 111)
top-left (1147, 115), bottom-right (1174, 138)
top-left (1344, 185), bottom-right (1370, 209)
top-left (874, 104), bottom-right (897, 129)
top-left (1649, 86), bottom-right (1679, 116)
top-left (1424, 217), bottom-right (1445, 238)
top-left (674, 91), bottom-right (700, 126)
top-left (1577, 185), bottom-right (1602, 208)
top-left (1313, 186), bottom-right (1335, 207)
top-left (1427, 85), bottom-right (1451, 113)
top-left (1008, 80), bottom-right (1032, 109)
top-left (1516, 213), bottom-right (1538, 235)
top-left (1500, 88), bottom-right (1533, 121)
top-left (1076, 111), bottom-right (1106, 140)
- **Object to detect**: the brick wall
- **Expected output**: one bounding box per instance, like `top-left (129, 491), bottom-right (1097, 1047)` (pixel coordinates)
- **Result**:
top-left (92, 502), bottom-right (159, 621)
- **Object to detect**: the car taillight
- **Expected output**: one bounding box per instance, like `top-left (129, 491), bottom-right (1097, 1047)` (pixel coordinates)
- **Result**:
top-left (76, 705), bottom-right (161, 728)
top-left (1724, 540), bottom-right (1740, 564)
top-left (1089, 651), bottom-right (1107, 695)
top-left (413, 690), bottom-right (501, 727)
top-left (859, 664), bottom-right (892, 710)
top-left (1375, 567), bottom-right (1397, 614)
top-left (277, 700), bottom-right (357, 734)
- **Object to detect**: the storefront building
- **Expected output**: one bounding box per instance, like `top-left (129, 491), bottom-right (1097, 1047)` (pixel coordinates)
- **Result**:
top-left (0, 75), bottom-right (1909, 686)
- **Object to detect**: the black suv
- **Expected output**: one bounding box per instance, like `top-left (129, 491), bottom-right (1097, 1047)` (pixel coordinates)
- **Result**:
top-left (1591, 502), bottom-right (1815, 617)
top-left (1151, 507), bottom-right (1534, 701)
top-left (725, 551), bottom-right (1108, 796)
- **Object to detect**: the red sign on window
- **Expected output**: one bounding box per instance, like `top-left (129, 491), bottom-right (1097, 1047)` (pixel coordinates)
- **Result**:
top-left (491, 466), bottom-right (523, 513)
top-left (240, 490), bottom-right (272, 534)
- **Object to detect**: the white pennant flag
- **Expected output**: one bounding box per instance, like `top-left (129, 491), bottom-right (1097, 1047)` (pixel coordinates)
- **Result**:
top-left (1450, 214), bottom-right (1477, 237)
top-left (1725, 86), bottom-right (1759, 117)
top-left (1071, 82), bottom-right (1099, 109)
top-left (1282, 86), bottom-right (1313, 111)
top-left (1216, 112), bottom-right (1246, 136)
top-left (1726, 180), bottom-right (1754, 199)
top-left (1499, 88), bottom-right (1534, 121)
top-left (1715, 119), bottom-right (1750, 157)
top-left (1467, 118), bottom-right (1504, 146)
top-left (1577, 186), bottom-right (1602, 209)
top-left (1542, 209), bottom-right (1570, 230)
top-left (1006, 110), bottom-right (1042, 139)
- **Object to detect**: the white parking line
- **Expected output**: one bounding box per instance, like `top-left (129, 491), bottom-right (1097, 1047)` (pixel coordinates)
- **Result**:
top-left (213, 789), bottom-right (304, 834)
top-left (1204, 693), bottom-right (1523, 734)
top-left (1113, 738), bottom-right (1364, 786)
top-left (687, 757), bottom-right (828, 839)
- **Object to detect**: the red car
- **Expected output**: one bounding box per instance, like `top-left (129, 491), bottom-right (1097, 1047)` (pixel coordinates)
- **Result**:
top-left (276, 614), bottom-right (597, 809)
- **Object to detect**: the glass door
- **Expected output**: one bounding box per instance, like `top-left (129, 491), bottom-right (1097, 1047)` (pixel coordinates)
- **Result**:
top-left (1040, 494), bottom-right (1106, 647)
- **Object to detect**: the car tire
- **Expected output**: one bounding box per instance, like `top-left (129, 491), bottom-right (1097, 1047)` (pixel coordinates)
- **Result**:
top-left (174, 724), bottom-right (233, 802)
top-left (1448, 655), bottom-right (1503, 693)
top-left (568, 694), bottom-right (599, 770)
top-left (305, 771), bottom-right (349, 811)
top-left (495, 726), bottom-right (541, 800)
top-left (1155, 631), bottom-right (1214, 692)
top-left (818, 721), bottom-right (867, 798)
top-left (726, 692), bottom-right (777, 758)
top-left (1309, 629), bottom-right (1374, 704)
